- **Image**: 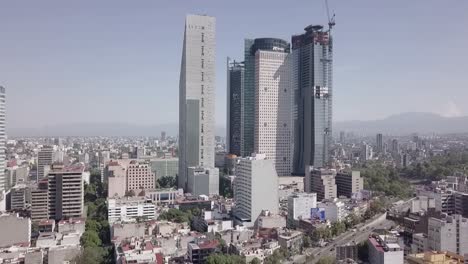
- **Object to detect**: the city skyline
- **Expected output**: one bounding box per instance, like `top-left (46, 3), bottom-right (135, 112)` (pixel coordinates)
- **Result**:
top-left (2, 0), bottom-right (468, 132)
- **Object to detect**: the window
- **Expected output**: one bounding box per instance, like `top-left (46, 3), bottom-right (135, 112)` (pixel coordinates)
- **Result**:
top-left (201, 123), bottom-right (204, 133)
top-left (201, 59), bottom-right (204, 69)
top-left (201, 72), bottom-right (204, 81)
top-left (201, 85), bottom-right (204, 94)
top-left (201, 33), bottom-right (205, 42)
top-left (201, 97), bottom-right (204, 107)
top-left (201, 111), bottom-right (204, 120)
top-left (201, 46), bottom-right (204, 55)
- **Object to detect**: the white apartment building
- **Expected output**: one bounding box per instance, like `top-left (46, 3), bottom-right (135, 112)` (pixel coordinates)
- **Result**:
top-left (318, 199), bottom-right (347, 223)
top-left (427, 215), bottom-right (468, 256)
top-left (0, 87), bottom-right (5, 191)
top-left (234, 154), bottom-right (279, 226)
top-left (287, 192), bottom-right (317, 227)
top-left (254, 48), bottom-right (293, 176)
top-left (107, 197), bottom-right (155, 223)
top-left (178, 14), bottom-right (216, 191)
top-left (187, 166), bottom-right (219, 196)
top-left (368, 235), bottom-right (404, 264)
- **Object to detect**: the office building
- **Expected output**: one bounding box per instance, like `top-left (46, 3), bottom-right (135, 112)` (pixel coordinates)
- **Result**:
top-left (37, 146), bottom-right (53, 181)
top-left (292, 25), bottom-right (333, 174)
top-left (178, 14), bottom-right (216, 191)
top-left (107, 197), bottom-right (155, 223)
top-left (336, 171), bottom-right (364, 198)
top-left (126, 160), bottom-right (155, 193)
top-left (30, 180), bottom-right (49, 221)
top-left (376, 133), bottom-right (383, 153)
top-left (0, 213), bottom-right (31, 248)
top-left (233, 154), bottom-right (279, 225)
top-left (368, 234), bottom-right (404, 264)
top-left (0, 87), bottom-right (5, 191)
top-left (391, 139), bottom-right (400, 154)
top-left (361, 143), bottom-right (372, 161)
top-left (161, 131), bottom-right (166, 141)
top-left (339, 131), bottom-right (345, 144)
top-left (428, 215), bottom-right (468, 256)
top-left (47, 164), bottom-right (84, 220)
top-left (187, 166), bottom-right (219, 196)
top-left (250, 38), bottom-right (293, 176)
top-left (304, 167), bottom-right (337, 201)
top-left (150, 158), bottom-right (178, 179)
top-left (8, 183), bottom-right (30, 210)
top-left (287, 192), bottom-right (317, 227)
top-left (226, 59), bottom-right (244, 156)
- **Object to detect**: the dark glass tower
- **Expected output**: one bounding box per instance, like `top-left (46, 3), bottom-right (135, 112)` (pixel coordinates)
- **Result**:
top-left (292, 25), bottom-right (333, 174)
top-left (227, 59), bottom-right (244, 156)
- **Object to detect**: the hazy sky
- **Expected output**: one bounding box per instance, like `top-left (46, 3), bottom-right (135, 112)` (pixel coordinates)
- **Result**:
top-left (1, 0), bottom-right (468, 129)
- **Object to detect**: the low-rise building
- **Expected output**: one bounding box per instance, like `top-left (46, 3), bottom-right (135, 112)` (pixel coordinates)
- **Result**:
top-left (107, 197), bottom-right (156, 223)
top-left (368, 234), bottom-right (404, 264)
top-left (145, 188), bottom-right (183, 204)
top-left (318, 199), bottom-right (347, 223)
top-left (187, 239), bottom-right (219, 264)
top-left (407, 251), bottom-right (465, 264)
top-left (114, 237), bottom-right (163, 264)
top-left (0, 214), bottom-right (31, 248)
top-left (336, 243), bottom-right (358, 262)
top-left (287, 192), bottom-right (317, 228)
top-left (305, 167), bottom-right (337, 201)
top-left (278, 230), bottom-right (303, 253)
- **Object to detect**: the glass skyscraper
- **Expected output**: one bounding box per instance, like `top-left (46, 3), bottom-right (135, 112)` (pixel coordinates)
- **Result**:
top-left (0, 87), bottom-right (5, 191)
top-left (226, 59), bottom-right (244, 156)
top-left (292, 25), bottom-right (333, 174)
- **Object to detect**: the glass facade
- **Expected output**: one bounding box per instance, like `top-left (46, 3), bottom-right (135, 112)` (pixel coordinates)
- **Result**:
top-left (227, 59), bottom-right (244, 156)
top-left (292, 25), bottom-right (333, 174)
top-left (243, 38), bottom-right (291, 157)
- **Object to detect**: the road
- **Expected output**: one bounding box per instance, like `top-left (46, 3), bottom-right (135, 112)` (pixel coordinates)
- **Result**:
top-left (305, 213), bottom-right (394, 263)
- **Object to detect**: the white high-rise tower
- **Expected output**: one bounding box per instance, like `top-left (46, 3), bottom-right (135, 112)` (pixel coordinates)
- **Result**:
top-left (178, 15), bottom-right (216, 191)
top-left (0, 87), bottom-right (5, 191)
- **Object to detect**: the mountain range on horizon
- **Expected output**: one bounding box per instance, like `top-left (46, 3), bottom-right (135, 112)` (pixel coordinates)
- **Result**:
top-left (7, 112), bottom-right (468, 137)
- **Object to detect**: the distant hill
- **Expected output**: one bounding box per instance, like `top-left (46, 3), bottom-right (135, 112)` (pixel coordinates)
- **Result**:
top-left (334, 112), bottom-right (468, 135)
top-left (8, 123), bottom-right (226, 138)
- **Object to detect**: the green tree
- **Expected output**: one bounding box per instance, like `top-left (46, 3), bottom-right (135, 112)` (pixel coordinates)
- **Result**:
top-left (72, 247), bottom-right (105, 264)
top-left (81, 230), bottom-right (102, 247)
top-left (206, 254), bottom-right (244, 264)
top-left (157, 176), bottom-right (176, 188)
top-left (302, 235), bottom-right (312, 248)
top-left (316, 256), bottom-right (335, 264)
top-left (250, 258), bottom-right (261, 264)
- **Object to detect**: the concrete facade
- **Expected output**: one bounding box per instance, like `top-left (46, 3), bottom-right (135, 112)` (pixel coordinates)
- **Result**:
top-left (178, 15), bottom-right (216, 191)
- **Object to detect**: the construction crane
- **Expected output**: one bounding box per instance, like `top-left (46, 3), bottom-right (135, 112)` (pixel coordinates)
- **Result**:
top-left (325, 0), bottom-right (336, 31)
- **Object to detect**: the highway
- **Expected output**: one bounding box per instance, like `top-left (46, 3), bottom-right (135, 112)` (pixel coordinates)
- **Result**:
top-left (305, 213), bottom-right (395, 263)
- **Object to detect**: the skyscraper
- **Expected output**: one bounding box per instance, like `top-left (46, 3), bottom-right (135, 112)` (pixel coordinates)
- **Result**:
top-left (376, 133), bottom-right (383, 153)
top-left (178, 15), bottom-right (216, 190)
top-left (226, 59), bottom-right (244, 156)
top-left (250, 38), bottom-right (293, 176)
top-left (292, 25), bottom-right (333, 175)
top-left (0, 87), bottom-right (5, 191)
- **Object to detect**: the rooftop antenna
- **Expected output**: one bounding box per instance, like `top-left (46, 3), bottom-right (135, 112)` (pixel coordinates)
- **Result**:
top-left (325, 0), bottom-right (336, 31)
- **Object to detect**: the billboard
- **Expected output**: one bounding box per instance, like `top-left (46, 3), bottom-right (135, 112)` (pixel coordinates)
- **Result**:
top-left (311, 208), bottom-right (325, 221)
